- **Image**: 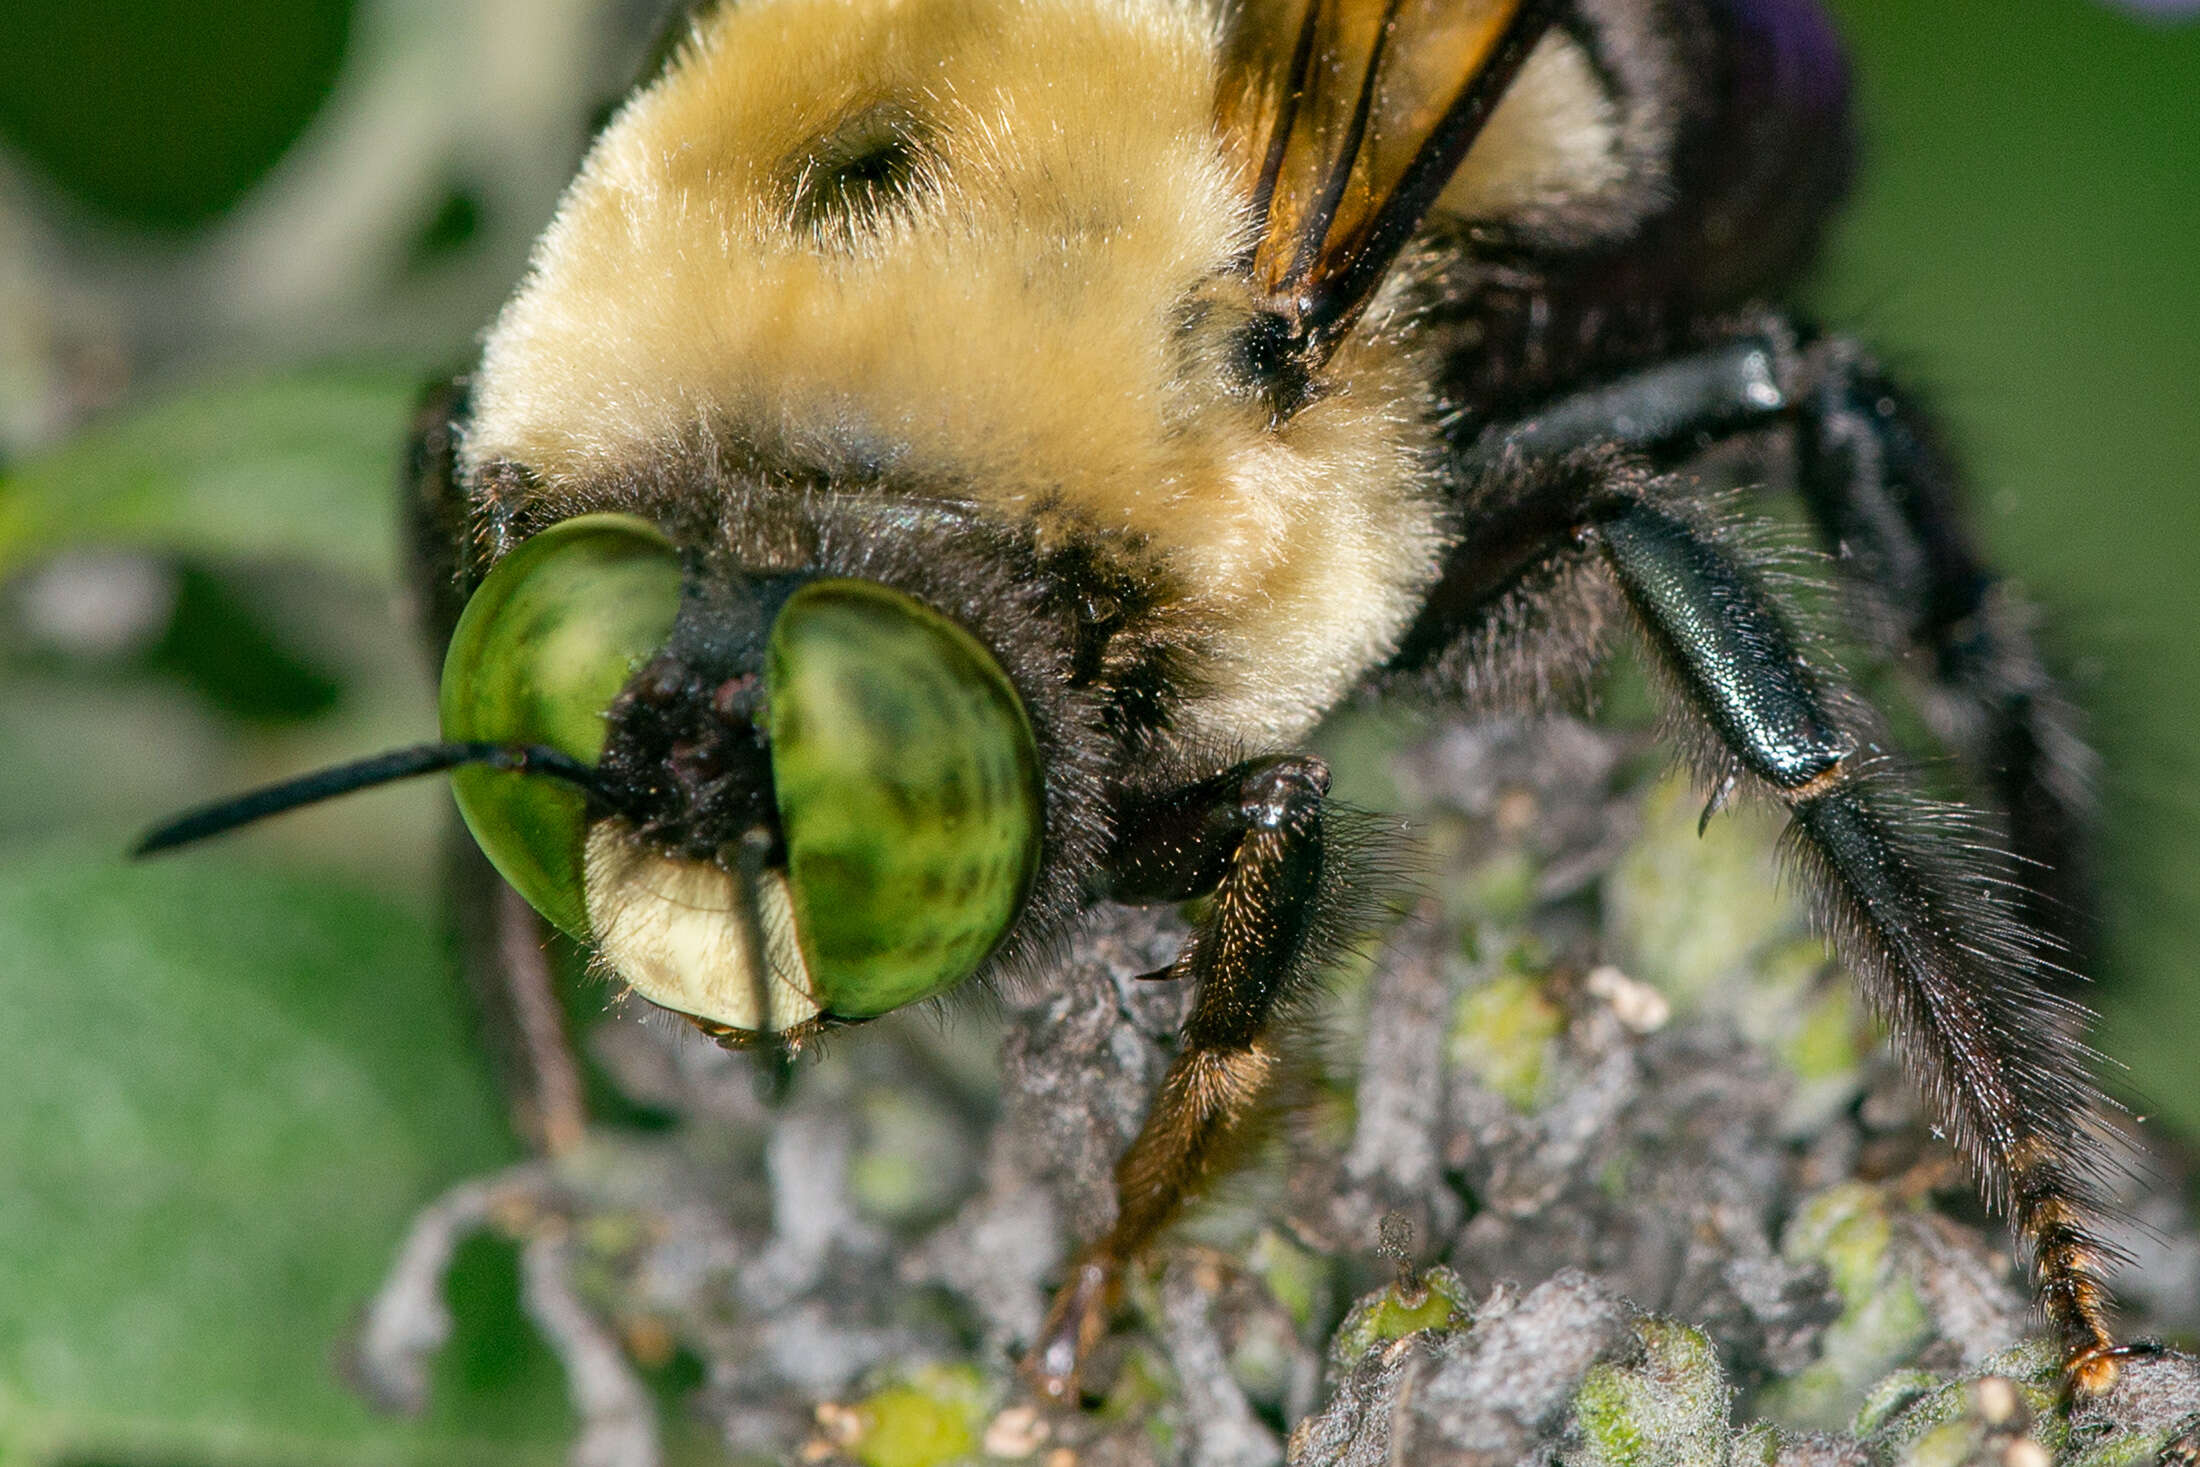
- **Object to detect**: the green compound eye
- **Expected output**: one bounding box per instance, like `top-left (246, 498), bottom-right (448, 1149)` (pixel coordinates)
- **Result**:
top-left (766, 579), bottom-right (1042, 1018)
top-left (439, 514), bottom-right (683, 938)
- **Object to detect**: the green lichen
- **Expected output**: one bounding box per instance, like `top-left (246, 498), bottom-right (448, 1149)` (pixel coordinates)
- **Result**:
top-left (1465, 847), bottom-right (1539, 927)
top-left (1758, 1184), bottom-right (1934, 1429)
top-left (1862, 1368), bottom-right (1974, 1441)
top-left (1855, 1356), bottom-right (2076, 1467)
top-left (1450, 969), bottom-right (1564, 1112)
top-left (1853, 1368), bottom-right (1939, 1435)
top-left (2069, 1431), bottom-right (2186, 1467)
top-left (1899, 1415), bottom-right (1987, 1467)
top-left (1329, 1266), bottom-right (1473, 1367)
top-left (1603, 776), bottom-right (1806, 1014)
top-left (1975, 1338), bottom-right (2065, 1402)
top-left (1569, 1318), bottom-right (1730, 1467)
top-left (1418, 810), bottom-right (1521, 934)
top-left (1860, 1342), bottom-right (2078, 1465)
top-left (578, 1211), bottom-right (646, 1258)
top-left (1305, 1076), bottom-right (1359, 1153)
top-left (1731, 1421), bottom-right (1784, 1465)
top-left (849, 1364), bottom-right (990, 1467)
top-left (1792, 1185), bottom-right (1892, 1309)
top-left (1759, 1363), bottom-right (1856, 1429)
top-left (1228, 1308), bottom-right (1304, 1414)
top-left (1099, 1344), bottom-right (1175, 1426)
top-left (1090, 1343), bottom-right (1184, 1456)
top-left (1783, 982), bottom-right (1864, 1082)
top-left (849, 1091), bottom-right (968, 1228)
top-left (1574, 1367), bottom-right (1650, 1466)
top-left (1246, 1228), bottom-right (1326, 1334)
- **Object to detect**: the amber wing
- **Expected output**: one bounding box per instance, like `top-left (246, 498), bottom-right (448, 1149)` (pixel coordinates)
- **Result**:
top-left (1215, 0), bottom-right (1558, 356)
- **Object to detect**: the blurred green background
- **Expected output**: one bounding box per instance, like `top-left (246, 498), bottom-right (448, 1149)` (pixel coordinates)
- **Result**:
top-left (0, 0), bottom-right (2193, 1461)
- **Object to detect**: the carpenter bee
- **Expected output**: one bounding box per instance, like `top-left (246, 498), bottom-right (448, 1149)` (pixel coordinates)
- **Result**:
top-left (139, 0), bottom-right (2133, 1401)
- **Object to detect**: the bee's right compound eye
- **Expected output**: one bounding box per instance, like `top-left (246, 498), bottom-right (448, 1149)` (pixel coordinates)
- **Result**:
top-left (439, 513), bottom-right (684, 939)
top-left (765, 579), bottom-right (1043, 1017)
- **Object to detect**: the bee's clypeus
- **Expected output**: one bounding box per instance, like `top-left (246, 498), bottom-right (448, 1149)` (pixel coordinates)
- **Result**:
top-left (141, 0), bottom-right (2135, 1402)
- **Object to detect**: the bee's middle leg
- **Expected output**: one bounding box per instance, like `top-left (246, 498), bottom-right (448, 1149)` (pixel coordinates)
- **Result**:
top-left (1025, 754), bottom-right (1335, 1402)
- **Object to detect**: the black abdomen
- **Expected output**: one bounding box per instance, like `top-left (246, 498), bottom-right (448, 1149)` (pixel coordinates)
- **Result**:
top-left (1432, 0), bottom-right (1855, 432)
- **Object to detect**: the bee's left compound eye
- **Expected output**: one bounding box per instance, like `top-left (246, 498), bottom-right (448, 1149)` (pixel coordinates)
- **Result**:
top-left (766, 579), bottom-right (1042, 1017)
top-left (439, 513), bottom-right (684, 938)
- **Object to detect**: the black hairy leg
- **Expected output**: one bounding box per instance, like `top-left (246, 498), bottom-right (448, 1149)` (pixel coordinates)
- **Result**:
top-left (1025, 754), bottom-right (1354, 1402)
top-left (445, 834), bottom-right (590, 1155)
top-left (1450, 326), bottom-right (2100, 968)
top-left (404, 376), bottom-right (591, 1157)
top-left (1386, 451), bottom-right (2124, 1392)
top-left (1791, 341), bottom-right (2098, 970)
top-left (1595, 495), bottom-right (2123, 1389)
top-left (401, 375), bottom-right (480, 647)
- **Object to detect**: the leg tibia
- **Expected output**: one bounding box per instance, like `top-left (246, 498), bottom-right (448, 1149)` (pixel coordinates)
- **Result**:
top-left (1791, 782), bottom-right (2122, 1377)
top-left (1439, 329), bottom-right (2102, 967)
top-left (1596, 500), bottom-right (2123, 1379)
top-left (1599, 499), bottom-right (1850, 790)
top-left (1109, 1043), bottom-right (1281, 1245)
top-left (1795, 343), bottom-right (2099, 964)
top-left (1027, 754), bottom-right (1343, 1400)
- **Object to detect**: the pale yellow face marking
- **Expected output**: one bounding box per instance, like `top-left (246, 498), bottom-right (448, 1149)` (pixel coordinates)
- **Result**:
top-left (584, 821), bottom-right (823, 1033)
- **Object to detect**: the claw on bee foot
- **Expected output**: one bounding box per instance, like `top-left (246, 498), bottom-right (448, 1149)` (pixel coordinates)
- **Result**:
top-left (2063, 1340), bottom-right (2135, 1398)
top-left (1024, 1255), bottom-right (1120, 1404)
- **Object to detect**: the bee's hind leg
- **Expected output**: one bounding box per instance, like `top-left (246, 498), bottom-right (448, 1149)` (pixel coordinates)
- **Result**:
top-left (1590, 492), bottom-right (2126, 1392)
top-left (1789, 341), bottom-right (2099, 969)
top-left (1025, 754), bottom-right (1363, 1403)
top-left (1456, 326), bottom-right (2102, 966)
top-left (1424, 363), bottom-right (2127, 1392)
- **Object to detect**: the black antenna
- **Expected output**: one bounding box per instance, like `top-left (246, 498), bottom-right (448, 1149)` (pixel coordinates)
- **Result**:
top-left (131, 741), bottom-right (603, 858)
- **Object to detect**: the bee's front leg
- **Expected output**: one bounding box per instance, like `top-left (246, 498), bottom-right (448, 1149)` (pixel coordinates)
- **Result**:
top-left (1025, 754), bottom-right (1334, 1402)
top-left (406, 375), bottom-right (590, 1158)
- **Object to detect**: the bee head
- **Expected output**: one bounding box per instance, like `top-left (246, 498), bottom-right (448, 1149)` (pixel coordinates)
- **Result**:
top-left (445, 513), bottom-right (1040, 1041)
top-left (439, 512), bottom-right (1044, 1041)
top-left (131, 510), bottom-right (1045, 1047)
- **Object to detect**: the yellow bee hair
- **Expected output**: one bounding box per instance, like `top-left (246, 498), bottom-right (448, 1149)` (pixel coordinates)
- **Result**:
top-left (462, 0), bottom-right (1455, 748)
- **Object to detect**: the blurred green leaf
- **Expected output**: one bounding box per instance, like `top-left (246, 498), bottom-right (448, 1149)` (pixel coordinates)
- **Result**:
top-left (0, 845), bottom-right (571, 1465)
top-left (1817, 0), bottom-right (2200, 1136)
top-left (0, 2), bottom-right (355, 233)
top-left (146, 564), bottom-right (347, 725)
top-left (0, 370), bottom-right (423, 588)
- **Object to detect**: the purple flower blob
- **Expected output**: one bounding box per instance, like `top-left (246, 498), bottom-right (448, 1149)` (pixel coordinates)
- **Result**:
top-left (2098, 0), bottom-right (2200, 17)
